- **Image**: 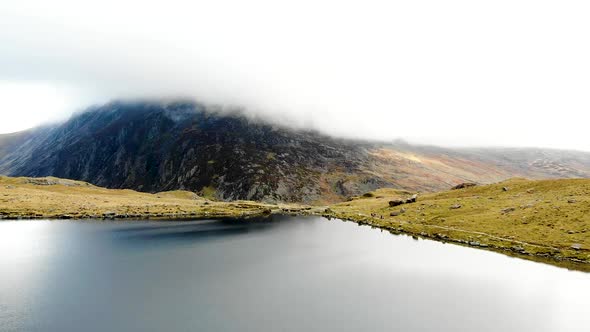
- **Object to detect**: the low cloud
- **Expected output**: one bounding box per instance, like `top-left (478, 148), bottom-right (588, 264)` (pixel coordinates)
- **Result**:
top-left (1, 1), bottom-right (590, 150)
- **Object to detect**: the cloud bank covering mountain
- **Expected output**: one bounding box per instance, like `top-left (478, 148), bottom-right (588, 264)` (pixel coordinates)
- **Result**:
top-left (1, 1), bottom-right (590, 150)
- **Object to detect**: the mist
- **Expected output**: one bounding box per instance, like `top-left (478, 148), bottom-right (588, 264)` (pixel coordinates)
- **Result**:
top-left (1, 1), bottom-right (590, 151)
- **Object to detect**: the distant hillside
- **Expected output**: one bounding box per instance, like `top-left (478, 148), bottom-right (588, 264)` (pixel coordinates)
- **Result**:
top-left (1, 100), bottom-right (590, 203)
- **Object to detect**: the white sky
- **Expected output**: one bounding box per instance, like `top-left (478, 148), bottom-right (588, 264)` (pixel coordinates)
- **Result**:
top-left (1, 0), bottom-right (589, 150)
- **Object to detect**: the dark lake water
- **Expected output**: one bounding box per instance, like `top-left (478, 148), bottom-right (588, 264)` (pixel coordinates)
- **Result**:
top-left (1, 216), bottom-right (589, 332)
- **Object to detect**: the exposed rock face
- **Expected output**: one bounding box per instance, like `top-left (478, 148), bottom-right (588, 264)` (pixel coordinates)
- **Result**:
top-left (0, 101), bottom-right (377, 203)
top-left (451, 182), bottom-right (477, 190)
top-left (2, 100), bottom-right (590, 203)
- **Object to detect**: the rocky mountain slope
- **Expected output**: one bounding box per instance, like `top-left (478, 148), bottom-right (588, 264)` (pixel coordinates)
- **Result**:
top-left (1, 100), bottom-right (590, 203)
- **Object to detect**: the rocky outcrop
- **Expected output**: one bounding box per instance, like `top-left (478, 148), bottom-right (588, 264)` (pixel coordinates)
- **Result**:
top-left (0, 101), bottom-right (385, 203)
top-left (451, 182), bottom-right (477, 190)
top-left (388, 194), bottom-right (418, 207)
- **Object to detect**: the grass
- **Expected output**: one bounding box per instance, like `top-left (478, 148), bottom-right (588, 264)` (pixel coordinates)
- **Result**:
top-left (2, 175), bottom-right (590, 270)
top-left (0, 176), bottom-right (317, 220)
top-left (199, 185), bottom-right (218, 200)
top-left (322, 178), bottom-right (590, 270)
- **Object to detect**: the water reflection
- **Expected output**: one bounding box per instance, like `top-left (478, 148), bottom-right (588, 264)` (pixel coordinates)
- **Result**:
top-left (0, 217), bottom-right (589, 332)
top-left (112, 220), bottom-right (272, 243)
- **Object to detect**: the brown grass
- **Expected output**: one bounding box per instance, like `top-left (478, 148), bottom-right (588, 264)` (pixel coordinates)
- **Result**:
top-left (323, 178), bottom-right (590, 269)
top-left (0, 176), bottom-right (315, 220)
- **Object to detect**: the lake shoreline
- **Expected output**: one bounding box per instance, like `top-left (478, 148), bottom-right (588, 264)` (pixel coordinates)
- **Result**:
top-left (2, 208), bottom-right (589, 272)
top-left (318, 211), bottom-right (590, 272)
top-left (2, 175), bottom-right (590, 272)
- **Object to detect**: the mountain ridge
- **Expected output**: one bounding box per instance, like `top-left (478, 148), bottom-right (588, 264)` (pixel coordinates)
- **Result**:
top-left (2, 100), bottom-right (590, 203)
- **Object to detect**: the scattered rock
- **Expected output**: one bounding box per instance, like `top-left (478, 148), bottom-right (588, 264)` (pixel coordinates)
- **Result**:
top-left (324, 208), bottom-right (333, 213)
top-left (568, 199), bottom-right (577, 204)
top-left (388, 199), bottom-right (404, 207)
top-left (451, 182), bottom-right (477, 190)
top-left (511, 245), bottom-right (525, 253)
top-left (501, 207), bottom-right (516, 214)
top-left (26, 178), bottom-right (58, 186)
top-left (434, 233), bottom-right (449, 240)
top-left (390, 211), bottom-right (401, 217)
top-left (103, 211), bottom-right (116, 219)
top-left (450, 204), bottom-right (462, 209)
top-left (388, 194), bottom-right (418, 207)
top-left (571, 243), bottom-right (582, 250)
top-left (502, 187), bottom-right (509, 192)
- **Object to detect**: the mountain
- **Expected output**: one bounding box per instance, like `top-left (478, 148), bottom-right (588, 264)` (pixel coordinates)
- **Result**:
top-left (1, 100), bottom-right (590, 203)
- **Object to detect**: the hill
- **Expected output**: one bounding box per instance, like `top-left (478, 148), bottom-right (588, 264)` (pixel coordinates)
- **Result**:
top-left (0, 175), bottom-right (312, 220)
top-left (325, 178), bottom-right (590, 269)
top-left (1, 100), bottom-right (590, 203)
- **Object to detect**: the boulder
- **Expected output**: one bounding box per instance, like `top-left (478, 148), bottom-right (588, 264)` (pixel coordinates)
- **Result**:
top-left (511, 245), bottom-right (526, 253)
top-left (571, 243), bottom-right (582, 250)
top-left (450, 204), bottom-right (462, 209)
top-left (388, 199), bottom-right (405, 207)
top-left (389, 195), bottom-right (417, 208)
top-left (103, 211), bottom-right (116, 219)
top-left (501, 207), bottom-right (516, 214)
top-left (451, 182), bottom-right (477, 190)
top-left (406, 194), bottom-right (418, 203)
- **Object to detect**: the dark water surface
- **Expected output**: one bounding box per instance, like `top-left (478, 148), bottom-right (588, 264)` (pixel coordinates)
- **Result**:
top-left (1, 216), bottom-right (589, 332)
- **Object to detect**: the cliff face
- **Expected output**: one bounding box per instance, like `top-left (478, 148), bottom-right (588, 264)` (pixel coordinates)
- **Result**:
top-left (2, 101), bottom-right (590, 203)
top-left (0, 102), bottom-right (374, 203)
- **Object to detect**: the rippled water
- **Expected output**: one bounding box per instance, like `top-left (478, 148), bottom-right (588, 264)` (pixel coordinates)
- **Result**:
top-left (1, 216), bottom-right (589, 332)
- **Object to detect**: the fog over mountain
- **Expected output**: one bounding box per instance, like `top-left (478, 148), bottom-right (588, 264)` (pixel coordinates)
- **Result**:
top-left (2, 101), bottom-right (590, 203)
top-left (1, 1), bottom-right (590, 150)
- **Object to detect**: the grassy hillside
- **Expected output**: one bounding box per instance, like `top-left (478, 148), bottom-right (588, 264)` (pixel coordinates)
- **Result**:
top-left (324, 178), bottom-right (590, 269)
top-left (0, 176), bottom-right (316, 220)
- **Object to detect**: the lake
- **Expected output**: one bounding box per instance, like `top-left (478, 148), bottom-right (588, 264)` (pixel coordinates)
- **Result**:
top-left (1, 216), bottom-right (589, 332)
